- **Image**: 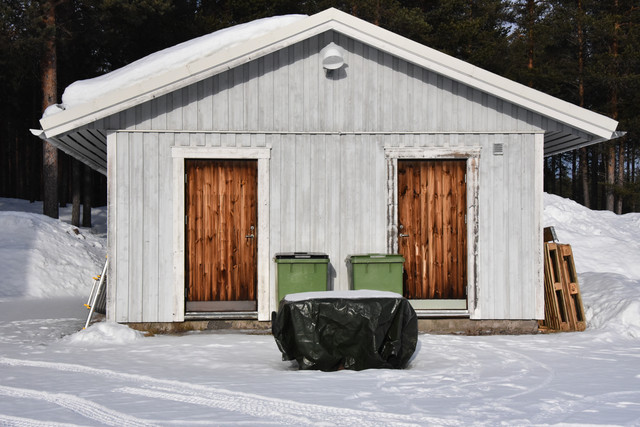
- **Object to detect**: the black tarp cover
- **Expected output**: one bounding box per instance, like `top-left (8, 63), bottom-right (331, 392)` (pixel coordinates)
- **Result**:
top-left (272, 294), bottom-right (418, 371)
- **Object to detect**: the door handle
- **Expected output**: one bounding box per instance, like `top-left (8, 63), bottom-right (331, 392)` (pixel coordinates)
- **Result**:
top-left (399, 233), bottom-right (409, 238)
top-left (245, 234), bottom-right (255, 239)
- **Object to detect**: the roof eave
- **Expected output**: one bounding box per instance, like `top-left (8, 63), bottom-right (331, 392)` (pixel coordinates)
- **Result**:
top-left (39, 7), bottom-right (618, 142)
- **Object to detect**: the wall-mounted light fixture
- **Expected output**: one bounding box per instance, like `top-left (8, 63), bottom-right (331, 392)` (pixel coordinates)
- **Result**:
top-left (321, 42), bottom-right (345, 75)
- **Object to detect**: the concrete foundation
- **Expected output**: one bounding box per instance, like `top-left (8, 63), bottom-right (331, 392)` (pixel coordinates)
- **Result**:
top-left (124, 319), bottom-right (539, 335)
top-left (125, 320), bottom-right (272, 335)
top-left (417, 319), bottom-right (539, 335)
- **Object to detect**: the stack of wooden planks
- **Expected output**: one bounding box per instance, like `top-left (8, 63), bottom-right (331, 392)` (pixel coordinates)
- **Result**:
top-left (541, 231), bottom-right (586, 332)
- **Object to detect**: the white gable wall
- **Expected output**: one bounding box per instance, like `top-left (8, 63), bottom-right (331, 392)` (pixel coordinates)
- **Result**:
top-left (91, 31), bottom-right (559, 134)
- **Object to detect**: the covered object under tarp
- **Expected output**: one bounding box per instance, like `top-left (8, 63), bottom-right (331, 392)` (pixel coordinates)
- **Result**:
top-left (272, 291), bottom-right (418, 371)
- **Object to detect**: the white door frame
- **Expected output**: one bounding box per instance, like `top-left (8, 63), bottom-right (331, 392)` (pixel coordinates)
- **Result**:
top-left (385, 147), bottom-right (481, 317)
top-left (172, 146), bottom-right (271, 321)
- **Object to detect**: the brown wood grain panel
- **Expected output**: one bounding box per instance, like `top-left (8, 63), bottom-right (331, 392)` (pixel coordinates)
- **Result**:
top-left (185, 160), bottom-right (257, 306)
top-left (398, 160), bottom-right (467, 300)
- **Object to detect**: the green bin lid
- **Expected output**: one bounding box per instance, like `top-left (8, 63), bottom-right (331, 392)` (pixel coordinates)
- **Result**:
top-left (347, 254), bottom-right (405, 264)
top-left (275, 252), bottom-right (329, 263)
top-left (275, 252), bottom-right (328, 259)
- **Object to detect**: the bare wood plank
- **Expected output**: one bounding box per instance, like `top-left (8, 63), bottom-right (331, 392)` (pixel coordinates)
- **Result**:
top-left (399, 160), bottom-right (467, 301)
top-left (186, 160), bottom-right (258, 306)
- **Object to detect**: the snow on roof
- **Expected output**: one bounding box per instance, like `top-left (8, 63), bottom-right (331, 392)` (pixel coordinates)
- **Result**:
top-left (42, 14), bottom-right (306, 118)
top-left (38, 8), bottom-right (617, 151)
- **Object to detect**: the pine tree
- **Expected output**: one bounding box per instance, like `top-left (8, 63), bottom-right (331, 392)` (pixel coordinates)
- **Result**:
top-left (41, 1), bottom-right (59, 219)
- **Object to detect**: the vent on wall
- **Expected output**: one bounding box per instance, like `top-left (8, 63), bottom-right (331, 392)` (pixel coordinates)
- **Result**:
top-left (493, 143), bottom-right (504, 156)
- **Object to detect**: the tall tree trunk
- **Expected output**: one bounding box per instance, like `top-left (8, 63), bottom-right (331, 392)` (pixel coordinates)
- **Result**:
top-left (572, 151), bottom-right (577, 200)
top-left (82, 164), bottom-right (92, 228)
top-left (613, 0), bottom-right (624, 215)
top-left (580, 148), bottom-right (590, 207)
top-left (577, 0), bottom-right (590, 208)
top-left (41, 0), bottom-right (58, 219)
top-left (550, 156), bottom-right (557, 194)
top-left (605, 0), bottom-right (620, 213)
top-left (606, 144), bottom-right (615, 211)
top-left (616, 140), bottom-right (624, 213)
top-left (526, 0), bottom-right (535, 86)
top-left (71, 159), bottom-right (81, 227)
top-left (59, 153), bottom-right (68, 207)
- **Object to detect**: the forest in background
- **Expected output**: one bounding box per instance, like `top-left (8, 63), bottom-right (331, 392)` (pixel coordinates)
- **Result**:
top-left (1, 0), bottom-right (639, 217)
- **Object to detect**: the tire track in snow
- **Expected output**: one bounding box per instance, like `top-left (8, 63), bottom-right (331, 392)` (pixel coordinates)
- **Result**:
top-left (117, 385), bottom-right (426, 426)
top-left (0, 385), bottom-right (157, 427)
top-left (0, 357), bottom-right (455, 426)
top-left (0, 414), bottom-right (83, 427)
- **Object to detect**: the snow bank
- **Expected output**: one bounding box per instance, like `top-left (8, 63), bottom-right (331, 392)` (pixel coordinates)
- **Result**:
top-left (543, 193), bottom-right (640, 280)
top-left (0, 201), bottom-right (106, 300)
top-left (43, 15), bottom-right (306, 117)
top-left (543, 193), bottom-right (640, 338)
top-left (579, 273), bottom-right (640, 339)
top-left (64, 322), bottom-right (144, 345)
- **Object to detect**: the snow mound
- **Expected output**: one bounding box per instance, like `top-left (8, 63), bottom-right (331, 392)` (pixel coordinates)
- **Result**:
top-left (0, 211), bottom-right (105, 299)
top-left (580, 273), bottom-right (640, 339)
top-left (544, 194), bottom-right (640, 337)
top-left (65, 322), bottom-right (144, 345)
top-left (543, 193), bottom-right (640, 280)
top-left (43, 14), bottom-right (306, 117)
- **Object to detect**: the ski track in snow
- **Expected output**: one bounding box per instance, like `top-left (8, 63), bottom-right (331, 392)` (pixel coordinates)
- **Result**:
top-left (0, 414), bottom-right (84, 427)
top-left (0, 384), bottom-right (157, 427)
top-left (0, 385), bottom-right (153, 427)
top-left (0, 357), bottom-right (456, 426)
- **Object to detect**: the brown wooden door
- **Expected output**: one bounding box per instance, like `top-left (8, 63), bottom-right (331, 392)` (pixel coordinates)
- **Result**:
top-left (398, 160), bottom-right (467, 301)
top-left (185, 160), bottom-right (257, 312)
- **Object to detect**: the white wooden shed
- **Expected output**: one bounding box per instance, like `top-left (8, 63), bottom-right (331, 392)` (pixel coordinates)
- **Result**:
top-left (37, 8), bottom-right (619, 326)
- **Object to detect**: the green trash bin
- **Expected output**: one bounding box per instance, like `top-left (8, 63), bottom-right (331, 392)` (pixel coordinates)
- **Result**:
top-left (275, 252), bottom-right (329, 303)
top-left (347, 254), bottom-right (405, 294)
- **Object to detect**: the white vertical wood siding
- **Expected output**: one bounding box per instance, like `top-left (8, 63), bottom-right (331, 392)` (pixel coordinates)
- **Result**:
top-left (104, 30), bottom-right (550, 321)
top-left (108, 131), bottom-right (177, 322)
top-left (474, 133), bottom-right (543, 319)
top-left (91, 31), bottom-right (572, 135)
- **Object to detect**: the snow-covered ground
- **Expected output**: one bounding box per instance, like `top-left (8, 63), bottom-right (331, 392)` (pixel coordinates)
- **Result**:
top-left (0, 195), bottom-right (639, 426)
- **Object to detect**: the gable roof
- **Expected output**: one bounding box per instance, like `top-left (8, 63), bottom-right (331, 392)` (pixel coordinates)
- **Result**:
top-left (36, 8), bottom-right (619, 173)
